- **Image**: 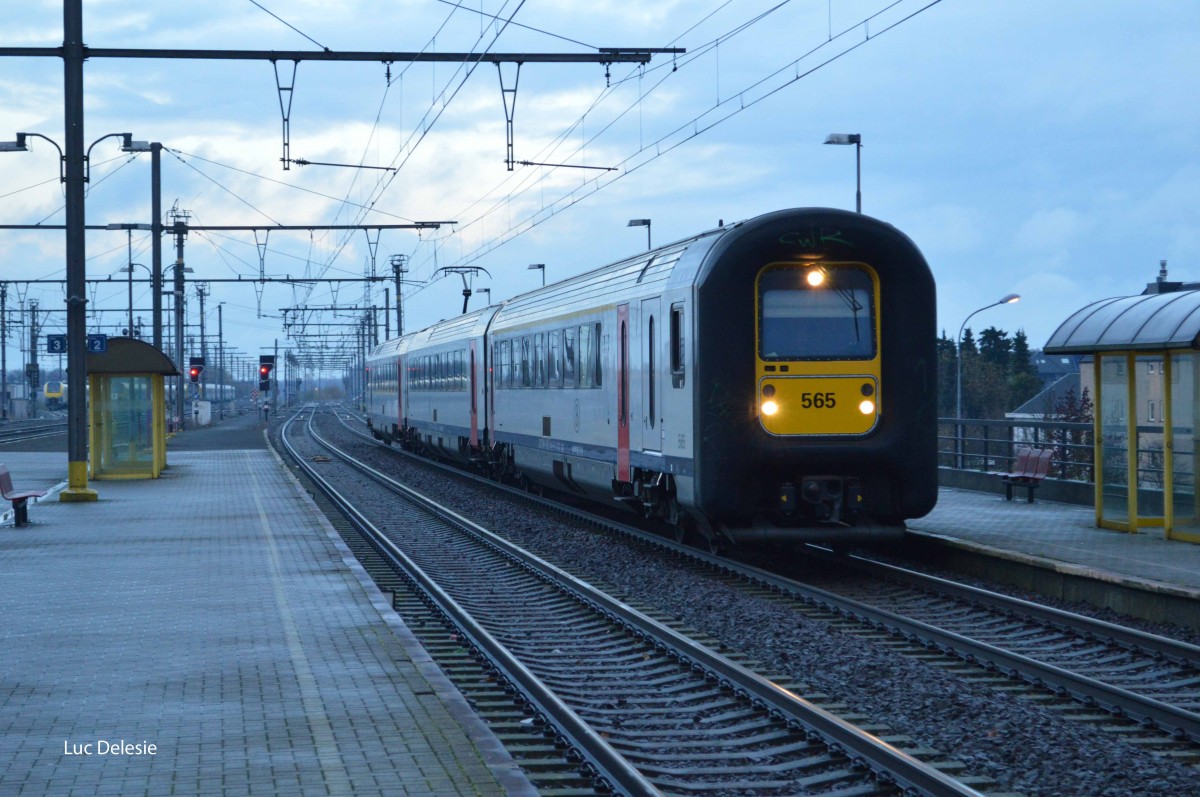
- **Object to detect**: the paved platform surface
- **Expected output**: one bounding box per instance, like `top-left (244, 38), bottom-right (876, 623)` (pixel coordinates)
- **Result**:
top-left (0, 440), bottom-right (535, 796)
top-left (909, 487), bottom-right (1200, 599)
top-left (4, 408), bottom-right (1200, 793)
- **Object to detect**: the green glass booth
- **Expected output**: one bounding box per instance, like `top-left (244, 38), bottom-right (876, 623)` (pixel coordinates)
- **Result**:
top-left (87, 338), bottom-right (178, 479)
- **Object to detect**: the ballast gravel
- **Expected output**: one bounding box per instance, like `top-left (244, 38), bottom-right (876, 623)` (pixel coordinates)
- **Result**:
top-left (310, 417), bottom-right (1199, 797)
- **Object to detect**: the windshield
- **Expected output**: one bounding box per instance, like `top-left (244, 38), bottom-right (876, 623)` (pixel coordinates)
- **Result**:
top-left (758, 265), bottom-right (875, 360)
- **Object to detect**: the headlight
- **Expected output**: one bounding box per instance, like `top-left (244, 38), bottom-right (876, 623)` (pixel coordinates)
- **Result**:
top-left (761, 400), bottom-right (779, 416)
top-left (858, 399), bottom-right (875, 415)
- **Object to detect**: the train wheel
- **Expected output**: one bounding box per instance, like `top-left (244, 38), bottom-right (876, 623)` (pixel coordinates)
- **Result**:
top-left (672, 516), bottom-right (691, 545)
top-left (691, 517), bottom-right (723, 555)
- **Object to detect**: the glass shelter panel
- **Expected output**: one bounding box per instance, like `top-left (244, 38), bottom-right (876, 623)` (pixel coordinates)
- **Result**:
top-left (1136, 355), bottom-right (1166, 520)
top-left (93, 375), bottom-right (156, 477)
top-left (1098, 354), bottom-right (1130, 527)
top-left (1171, 352), bottom-right (1200, 539)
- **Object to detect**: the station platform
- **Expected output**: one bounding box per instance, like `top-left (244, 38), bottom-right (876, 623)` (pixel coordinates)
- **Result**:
top-left (907, 487), bottom-right (1200, 627)
top-left (0, 437), bottom-right (536, 796)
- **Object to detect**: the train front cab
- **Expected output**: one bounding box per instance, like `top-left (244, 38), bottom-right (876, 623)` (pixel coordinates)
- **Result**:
top-left (692, 209), bottom-right (938, 546)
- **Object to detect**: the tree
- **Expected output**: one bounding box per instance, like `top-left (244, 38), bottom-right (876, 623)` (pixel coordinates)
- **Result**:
top-left (1008, 330), bottom-right (1044, 411)
top-left (936, 331), bottom-right (958, 418)
top-left (941, 326), bottom-right (1051, 420)
top-left (1044, 386), bottom-right (1094, 481)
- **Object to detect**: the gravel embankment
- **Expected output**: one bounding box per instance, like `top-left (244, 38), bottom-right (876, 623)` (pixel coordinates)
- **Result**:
top-left (297, 414), bottom-right (1199, 797)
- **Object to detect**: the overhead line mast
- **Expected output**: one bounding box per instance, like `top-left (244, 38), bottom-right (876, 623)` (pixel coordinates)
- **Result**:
top-left (3, 2), bottom-right (682, 500)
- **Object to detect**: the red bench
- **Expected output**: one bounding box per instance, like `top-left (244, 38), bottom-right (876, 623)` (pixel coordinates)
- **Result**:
top-left (1001, 448), bottom-right (1052, 503)
top-left (0, 464), bottom-right (48, 527)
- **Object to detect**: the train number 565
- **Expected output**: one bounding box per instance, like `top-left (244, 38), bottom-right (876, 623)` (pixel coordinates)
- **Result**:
top-left (800, 392), bottom-right (837, 409)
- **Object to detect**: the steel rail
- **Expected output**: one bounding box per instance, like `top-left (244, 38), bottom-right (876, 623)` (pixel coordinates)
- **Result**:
top-left (835, 551), bottom-right (1200, 667)
top-left (312, 407), bottom-right (985, 797)
top-left (281, 410), bottom-right (661, 797)
top-left (332, 407), bottom-right (1200, 744)
top-left (0, 422), bottom-right (68, 442)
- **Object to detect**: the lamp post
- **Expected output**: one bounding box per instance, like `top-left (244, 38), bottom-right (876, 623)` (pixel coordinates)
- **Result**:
top-left (117, 139), bottom-right (164, 351)
top-left (217, 302), bottom-right (225, 420)
top-left (955, 293), bottom-right (1020, 468)
top-left (108, 223), bottom-right (153, 336)
top-left (627, 218), bottom-right (651, 250)
top-left (119, 263), bottom-right (149, 336)
top-left (0, 125), bottom-right (147, 501)
top-left (528, 263), bottom-right (545, 286)
top-left (823, 133), bottom-right (862, 213)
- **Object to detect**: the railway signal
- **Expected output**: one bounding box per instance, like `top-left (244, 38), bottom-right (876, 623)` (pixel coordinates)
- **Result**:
top-left (258, 355), bottom-right (275, 393)
top-left (188, 356), bottom-right (205, 383)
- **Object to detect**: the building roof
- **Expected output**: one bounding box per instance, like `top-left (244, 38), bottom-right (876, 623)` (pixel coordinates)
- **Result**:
top-left (1007, 372), bottom-right (1081, 418)
top-left (1044, 290), bottom-right (1200, 353)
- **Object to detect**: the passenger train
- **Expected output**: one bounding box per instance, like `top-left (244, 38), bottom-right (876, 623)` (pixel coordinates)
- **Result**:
top-left (43, 380), bottom-right (67, 410)
top-left (366, 208), bottom-right (938, 547)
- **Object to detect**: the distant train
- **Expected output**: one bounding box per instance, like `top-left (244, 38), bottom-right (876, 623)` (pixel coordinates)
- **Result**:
top-left (43, 380), bottom-right (67, 410)
top-left (366, 208), bottom-right (938, 548)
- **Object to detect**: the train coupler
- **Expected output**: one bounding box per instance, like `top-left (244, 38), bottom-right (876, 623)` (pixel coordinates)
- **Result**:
top-left (795, 476), bottom-right (862, 524)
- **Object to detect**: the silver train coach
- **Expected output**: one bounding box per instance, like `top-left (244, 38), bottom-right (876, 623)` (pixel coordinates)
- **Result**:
top-left (366, 208), bottom-right (938, 548)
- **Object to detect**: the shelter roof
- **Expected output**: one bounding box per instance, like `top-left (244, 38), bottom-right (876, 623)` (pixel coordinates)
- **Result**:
top-left (86, 337), bottom-right (180, 375)
top-left (1044, 291), bottom-right (1200, 353)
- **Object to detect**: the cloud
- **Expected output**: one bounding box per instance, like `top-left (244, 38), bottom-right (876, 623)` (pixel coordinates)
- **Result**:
top-left (1012, 207), bottom-right (1090, 258)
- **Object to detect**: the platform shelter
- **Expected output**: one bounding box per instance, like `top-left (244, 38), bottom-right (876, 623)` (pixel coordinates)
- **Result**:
top-left (86, 337), bottom-right (178, 479)
top-left (1046, 289), bottom-right (1200, 543)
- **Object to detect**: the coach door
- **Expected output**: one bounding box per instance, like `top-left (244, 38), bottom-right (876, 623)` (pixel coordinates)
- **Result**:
top-left (469, 341), bottom-right (479, 447)
top-left (640, 297), bottom-right (661, 453)
top-left (617, 304), bottom-right (631, 481)
top-left (400, 354), bottom-right (409, 425)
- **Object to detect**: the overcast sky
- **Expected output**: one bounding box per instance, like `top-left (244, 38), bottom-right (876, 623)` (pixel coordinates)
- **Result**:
top-left (1, 1), bottom-right (1197, 379)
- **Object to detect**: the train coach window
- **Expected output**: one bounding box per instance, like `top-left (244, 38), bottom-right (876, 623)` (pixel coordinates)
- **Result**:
top-left (563, 327), bottom-right (577, 388)
top-left (758, 265), bottom-right (875, 360)
top-left (548, 330), bottom-right (563, 387)
top-left (520, 336), bottom-right (532, 387)
top-left (495, 341), bottom-right (509, 389)
top-left (578, 324), bottom-right (597, 388)
top-left (670, 303), bottom-right (685, 387)
top-left (534, 333), bottom-right (547, 388)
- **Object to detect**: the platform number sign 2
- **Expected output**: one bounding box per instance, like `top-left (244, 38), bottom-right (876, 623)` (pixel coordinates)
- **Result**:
top-left (86, 334), bottom-right (108, 353)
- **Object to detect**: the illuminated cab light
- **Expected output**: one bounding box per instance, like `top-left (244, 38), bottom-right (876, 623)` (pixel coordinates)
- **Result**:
top-left (761, 400), bottom-right (780, 416)
top-left (858, 399), bottom-right (876, 415)
top-left (805, 269), bottom-right (825, 287)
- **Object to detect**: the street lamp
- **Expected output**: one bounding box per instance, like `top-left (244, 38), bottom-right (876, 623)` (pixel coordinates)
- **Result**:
top-left (528, 263), bottom-right (545, 286)
top-left (120, 263), bottom-right (150, 336)
top-left (955, 293), bottom-right (1020, 467)
top-left (108, 222), bottom-right (153, 337)
top-left (627, 218), bottom-right (652, 250)
top-left (116, 139), bottom-right (165, 353)
top-left (0, 129), bottom-right (146, 501)
top-left (823, 133), bottom-right (862, 213)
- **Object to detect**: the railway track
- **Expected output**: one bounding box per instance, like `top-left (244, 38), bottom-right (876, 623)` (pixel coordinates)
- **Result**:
top-left (281, 406), bottom-right (985, 797)
top-left (794, 552), bottom-right (1200, 740)
top-left (0, 420), bottom-right (68, 444)
top-left (329, 404), bottom-right (1200, 761)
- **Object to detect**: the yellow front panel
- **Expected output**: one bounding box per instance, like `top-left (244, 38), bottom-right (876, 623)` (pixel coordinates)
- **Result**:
top-left (755, 260), bottom-right (882, 437)
top-left (759, 375), bottom-right (879, 436)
